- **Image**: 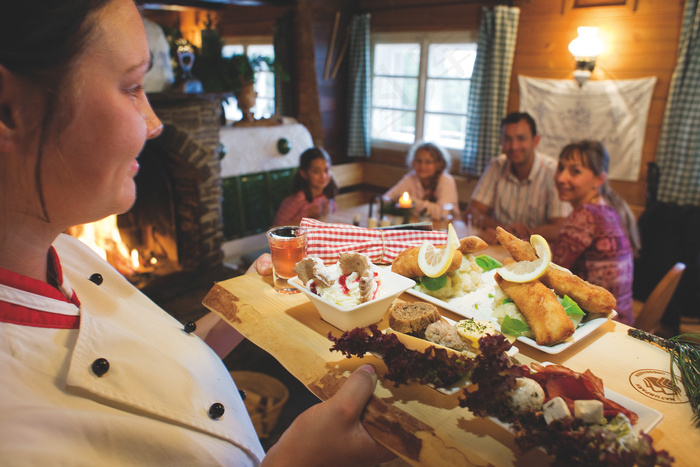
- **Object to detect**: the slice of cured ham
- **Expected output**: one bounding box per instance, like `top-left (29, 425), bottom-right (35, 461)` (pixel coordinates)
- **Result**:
top-left (528, 363), bottom-right (638, 424)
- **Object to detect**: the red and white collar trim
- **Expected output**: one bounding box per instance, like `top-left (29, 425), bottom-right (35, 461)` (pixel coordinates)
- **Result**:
top-left (0, 246), bottom-right (80, 329)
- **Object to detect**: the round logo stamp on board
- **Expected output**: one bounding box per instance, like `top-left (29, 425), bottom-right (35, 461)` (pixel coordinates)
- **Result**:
top-left (629, 369), bottom-right (688, 404)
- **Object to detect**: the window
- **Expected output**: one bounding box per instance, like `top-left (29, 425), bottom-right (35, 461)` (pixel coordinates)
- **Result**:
top-left (221, 39), bottom-right (275, 122)
top-left (371, 32), bottom-right (477, 152)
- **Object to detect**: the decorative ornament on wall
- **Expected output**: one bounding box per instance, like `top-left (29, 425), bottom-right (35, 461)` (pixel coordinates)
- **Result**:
top-left (277, 138), bottom-right (291, 155)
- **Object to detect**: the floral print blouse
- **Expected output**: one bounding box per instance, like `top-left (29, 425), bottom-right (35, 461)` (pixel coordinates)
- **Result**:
top-left (552, 201), bottom-right (634, 325)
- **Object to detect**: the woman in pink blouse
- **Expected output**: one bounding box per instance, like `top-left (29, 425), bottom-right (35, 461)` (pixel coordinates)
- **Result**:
top-left (552, 141), bottom-right (641, 325)
top-left (383, 141), bottom-right (460, 221)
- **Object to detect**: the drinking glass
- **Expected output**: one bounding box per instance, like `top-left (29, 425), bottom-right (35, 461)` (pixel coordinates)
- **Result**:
top-left (266, 226), bottom-right (307, 294)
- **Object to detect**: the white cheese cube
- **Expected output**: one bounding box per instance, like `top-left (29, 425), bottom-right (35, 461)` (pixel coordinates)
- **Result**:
top-left (574, 399), bottom-right (605, 424)
top-left (455, 319), bottom-right (496, 347)
top-left (543, 397), bottom-right (571, 425)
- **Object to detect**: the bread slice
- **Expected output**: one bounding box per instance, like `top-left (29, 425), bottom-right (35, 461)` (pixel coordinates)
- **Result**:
top-left (388, 302), bottom-right (441, 335)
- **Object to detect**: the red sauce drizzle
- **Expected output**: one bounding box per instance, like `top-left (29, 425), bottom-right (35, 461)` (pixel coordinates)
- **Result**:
top-left (372, 272), bottom-right (380, 299)
top-left (339, 275), bottom-right (350, 294)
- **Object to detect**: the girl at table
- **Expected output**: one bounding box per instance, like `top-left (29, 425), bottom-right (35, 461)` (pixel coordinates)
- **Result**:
top-left (383, 141), bottom-right (460, 222)
top-left (552, 140), bottom-right (641, 325)
top-left (0, 1), bottom-right (393, 465)
top-left (273, 146), bottom-right (339, 226)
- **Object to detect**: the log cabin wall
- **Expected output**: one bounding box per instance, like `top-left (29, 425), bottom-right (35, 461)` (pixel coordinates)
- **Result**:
top-left (306, 0), bottom-right (358, 164)
top-left (511, 0), bottom-right (684, 217)
top-left (358, 0), bottom-right (684, 216)
top-left (145, 0), bottom-right (684, 216)
top-left (145, 1), bottom-right (358, 164)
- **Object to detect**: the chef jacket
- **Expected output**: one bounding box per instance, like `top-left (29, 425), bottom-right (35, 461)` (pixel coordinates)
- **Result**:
top-left (0, 234), bottom-right (265, 466)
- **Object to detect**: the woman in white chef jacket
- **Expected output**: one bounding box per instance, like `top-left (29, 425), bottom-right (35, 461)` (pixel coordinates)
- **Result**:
top-left (0, 1), bottom-right (394, 465)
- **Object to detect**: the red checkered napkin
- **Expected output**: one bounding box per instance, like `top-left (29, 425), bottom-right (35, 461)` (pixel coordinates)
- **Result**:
top-left (300, 218), bottom-right (448, 264)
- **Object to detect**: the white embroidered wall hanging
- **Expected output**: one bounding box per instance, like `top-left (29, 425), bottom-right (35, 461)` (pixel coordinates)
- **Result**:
top-left (518, 76), bottom-right (656, 181)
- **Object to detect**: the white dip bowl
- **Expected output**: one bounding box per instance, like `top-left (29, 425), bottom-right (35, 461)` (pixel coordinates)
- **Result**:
top-left (288, 268), bottom-right (415, 331)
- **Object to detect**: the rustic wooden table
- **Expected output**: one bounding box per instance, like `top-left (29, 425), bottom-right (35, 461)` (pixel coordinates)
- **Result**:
top-left (203, 273), bottom-right (698, 466)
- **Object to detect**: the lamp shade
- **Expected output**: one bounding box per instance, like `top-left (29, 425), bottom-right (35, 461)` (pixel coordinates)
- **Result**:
top-left (568, 27), bottom-right (604, 59)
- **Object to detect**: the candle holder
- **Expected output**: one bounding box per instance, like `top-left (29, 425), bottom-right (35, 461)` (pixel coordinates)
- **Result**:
top-left (394, 203), bottom-right (413, 224)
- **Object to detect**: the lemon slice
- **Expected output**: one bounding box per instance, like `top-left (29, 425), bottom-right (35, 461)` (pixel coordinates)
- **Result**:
top-left (417, 223), bottom-right (459, 278)
top-left (530, 234), bottom-right (551, 264)
top-left (498, 234), bottom-right (551, 283)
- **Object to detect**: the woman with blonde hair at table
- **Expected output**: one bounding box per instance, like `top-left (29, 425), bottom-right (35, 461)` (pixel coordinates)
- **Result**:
top-left (552, 140), bottom-right (641, 325)
top-left (383, 141), bottom-right (460, 222)
top-left (0, 1), bottom-right (394, 465)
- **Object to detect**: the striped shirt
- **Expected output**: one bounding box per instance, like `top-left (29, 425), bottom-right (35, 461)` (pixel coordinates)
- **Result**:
top-left (471, 152), bottom-right (571, 228)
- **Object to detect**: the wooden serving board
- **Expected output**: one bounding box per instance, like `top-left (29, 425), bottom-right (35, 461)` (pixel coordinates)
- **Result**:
top-left (203, 273), bottom-right (698, 466)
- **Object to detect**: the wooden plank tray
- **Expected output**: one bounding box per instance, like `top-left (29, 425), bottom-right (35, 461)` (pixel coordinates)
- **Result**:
top-left (203, 273), bottom-right (697, 466)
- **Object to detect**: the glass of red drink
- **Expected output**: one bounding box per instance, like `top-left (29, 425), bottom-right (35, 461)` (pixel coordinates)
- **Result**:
top-left (266, 226), bottom-right (308, 294)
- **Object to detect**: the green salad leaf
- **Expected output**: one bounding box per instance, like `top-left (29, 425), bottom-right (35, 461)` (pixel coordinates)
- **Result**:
top-left (420, 274), bottom-right (447, 291)
top-left (475, 255), bottom-right (502, 272)
top-left (500, 315), bottom-right (531, 336)
top-left (560, 294), bottom-right (585, 318)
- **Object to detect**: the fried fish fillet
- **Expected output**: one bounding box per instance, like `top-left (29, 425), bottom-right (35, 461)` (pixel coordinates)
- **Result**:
top-left (495, 227), bottom-right (616, 316)
top-left (391, 246), bottom-right (463, 278)
top-left (458, 236), bottom-right (488, 254)
top-left (495, 273), bottom-right (576, 345)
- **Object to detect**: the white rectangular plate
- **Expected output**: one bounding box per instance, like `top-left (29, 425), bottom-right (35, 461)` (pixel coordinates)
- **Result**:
top-left (406, 270), bottom-right (616, 354)
top-left (491, 386), bottom-right (663, 438)
top-left (382, 316), bottom-right (520, 395)
top-left (604, 388), bottom-right (664, 435)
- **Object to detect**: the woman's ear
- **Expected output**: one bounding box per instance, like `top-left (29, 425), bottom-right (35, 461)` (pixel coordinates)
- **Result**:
top-left (0, 67), bottom-right (18, 153)
top-left (299, 169), bottom-right (309, 180)
top-left (0, 65), bottom-right (18, 134)
top-left (596, 172), bottom-right (607, 189)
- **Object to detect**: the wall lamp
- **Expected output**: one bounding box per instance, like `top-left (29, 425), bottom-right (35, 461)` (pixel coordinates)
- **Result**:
top-left (568, 27), bottom-right (604, 87)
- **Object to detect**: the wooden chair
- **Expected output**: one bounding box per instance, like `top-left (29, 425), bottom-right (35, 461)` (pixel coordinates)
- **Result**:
top-left (633, 262), bottom-right (686, 333)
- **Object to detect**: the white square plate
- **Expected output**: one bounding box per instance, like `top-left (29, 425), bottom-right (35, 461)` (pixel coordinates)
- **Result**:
top-left (491, 364), bottom-right (663, 438)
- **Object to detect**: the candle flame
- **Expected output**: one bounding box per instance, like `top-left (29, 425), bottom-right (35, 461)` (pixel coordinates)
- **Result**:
top-left (398, 191), bottom-right (413, 208)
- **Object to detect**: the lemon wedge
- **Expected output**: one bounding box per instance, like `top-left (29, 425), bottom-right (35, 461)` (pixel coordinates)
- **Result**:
top-left (530, 234), bottom-right (551, 264)
top-left (417, 223), bottom-right (459, 278)
top-left (498, 234), bottom-right (551, 283)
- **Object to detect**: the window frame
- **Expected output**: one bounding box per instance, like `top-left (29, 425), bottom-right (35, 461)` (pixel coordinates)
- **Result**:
top-left (370, 31), bottom-right (478, 159)
top-left (221, 36), bottom-right (275, 121)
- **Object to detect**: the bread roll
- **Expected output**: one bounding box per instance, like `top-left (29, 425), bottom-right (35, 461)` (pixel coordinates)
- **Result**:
top-left (388, 302), bottom-right (441, 335)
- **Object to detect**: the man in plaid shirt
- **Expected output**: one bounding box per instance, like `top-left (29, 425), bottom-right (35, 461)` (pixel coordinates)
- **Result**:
top-left (466, 112), bottom-right (571, 244)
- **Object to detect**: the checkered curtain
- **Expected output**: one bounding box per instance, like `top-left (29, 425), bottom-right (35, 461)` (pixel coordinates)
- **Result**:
top-left (461, 6), bottom-right (520, 176)
top-left (656, 0), bottom-right (700, 206)
top-left (346, 14), bottom-right (371, 158)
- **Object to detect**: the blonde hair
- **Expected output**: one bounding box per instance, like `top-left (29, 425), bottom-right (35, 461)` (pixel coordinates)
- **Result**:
top-left (406, 141), bottom-right (451, 173)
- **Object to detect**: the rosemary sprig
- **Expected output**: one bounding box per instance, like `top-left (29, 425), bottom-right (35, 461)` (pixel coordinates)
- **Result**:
top-left (628, 329), bottom-right (700, 428)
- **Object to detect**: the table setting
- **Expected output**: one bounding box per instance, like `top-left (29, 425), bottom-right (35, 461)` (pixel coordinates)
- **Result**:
top-left (202, 217), bottom-right (697, 466)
